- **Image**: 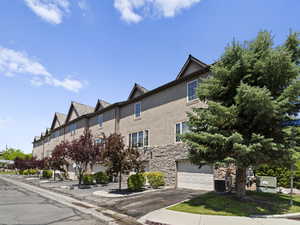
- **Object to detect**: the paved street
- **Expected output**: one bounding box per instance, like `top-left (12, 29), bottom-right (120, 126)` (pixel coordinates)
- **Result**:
top-left (0, 179), bottom-right (104, 225)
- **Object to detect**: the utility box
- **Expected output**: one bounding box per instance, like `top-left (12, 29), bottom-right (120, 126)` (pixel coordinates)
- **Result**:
top-left (256, 176), bottom-right (277, 193)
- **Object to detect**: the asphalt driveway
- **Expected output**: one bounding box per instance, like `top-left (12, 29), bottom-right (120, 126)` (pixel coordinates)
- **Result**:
top-left (94, 188), bottom-right (207, 218)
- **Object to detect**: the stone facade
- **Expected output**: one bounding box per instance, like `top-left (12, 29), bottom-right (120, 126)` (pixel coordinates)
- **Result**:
top-left (140, 143), bottom-right (189, 186)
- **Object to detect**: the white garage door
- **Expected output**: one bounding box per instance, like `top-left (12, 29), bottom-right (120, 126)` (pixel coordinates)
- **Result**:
top-left (177, 160), bottom-right (214, 190)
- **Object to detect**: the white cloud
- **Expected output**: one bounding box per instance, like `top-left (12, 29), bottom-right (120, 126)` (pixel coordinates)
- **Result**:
top-left (0, 47), bottom-right (83, 92)
top-left (24, 0), bottom-right (70, 24)
top-left (78, 0), bottom-right (88, 11)
top-left (114, 0), bottom-right (201, 23)
top-left (0, 117), bottom-right (14, 129)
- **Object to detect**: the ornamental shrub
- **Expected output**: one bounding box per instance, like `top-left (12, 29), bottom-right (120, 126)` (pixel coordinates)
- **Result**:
top-left (128, 173), bottom-right (145, 191)
top-left (28, 169), bottom-right (37, 175)
top-left (22, 169), bottom-right (29, 175)
top-left (83, 174), bottom-right (94, 185)
top-left (144, 172), bottom-right (165, 189)
top-left (94, 171), bottom-right (109, 184)
top-left (42, 170), bottom-right (53, 179)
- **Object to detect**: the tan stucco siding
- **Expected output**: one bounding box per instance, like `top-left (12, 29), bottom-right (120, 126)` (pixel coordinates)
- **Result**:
top-left (32, 141), bottom-right (43, 160)
top-left (89, 108), bottom-right (116, 139)
top-left (64, 118), bottom-right (88, 141)
top-left (119, 75), bottom-right (207, 147)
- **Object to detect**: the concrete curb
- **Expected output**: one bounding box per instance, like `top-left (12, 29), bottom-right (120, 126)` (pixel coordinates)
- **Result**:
top-left (0, 175), bottom-right (142, 225)
top-left (251, 212), bottom-right (300, 219)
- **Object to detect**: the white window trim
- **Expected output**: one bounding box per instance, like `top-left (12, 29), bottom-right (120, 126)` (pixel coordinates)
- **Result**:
top-left (187, 79), bottom-right (198, 103)
top-left (175, 121), bottom-right (186, 143)
top-left (134, 102), bottom-right (142, 119)
top-left (129, 129), bottom-right (150, 148)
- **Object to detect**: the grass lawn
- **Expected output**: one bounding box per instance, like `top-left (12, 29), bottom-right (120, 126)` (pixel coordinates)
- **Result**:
top-left (168, 191), bottom-right (300, 217)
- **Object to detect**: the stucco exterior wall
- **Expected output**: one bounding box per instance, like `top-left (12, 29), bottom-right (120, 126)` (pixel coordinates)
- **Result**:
top-left (119, 75), bottom-right (207, 147)
top-left (89, 108), bottom-right (116, 139)
top-left (32, 141), bottom-right (44, 160)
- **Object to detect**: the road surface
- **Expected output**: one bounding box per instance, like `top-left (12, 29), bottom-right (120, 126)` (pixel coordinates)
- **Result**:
top-left (0, 178), bottom-right (104, 225)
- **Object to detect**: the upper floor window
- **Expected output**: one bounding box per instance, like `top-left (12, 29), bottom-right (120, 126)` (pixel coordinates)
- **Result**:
top-left (187, 80), bottom-right (198, 102)
top-left (52, 130), bottom-right (59, 138)
top-left (98, 114), bottom-right (103, 127)
top-left (175, 121), bottom-right (189, 142)
top-left (68, 123), bottom-right (77, 135)
top-left (129, 130), bottom-right (149, 148)
top-left (134, 102), bottom-right (141, 118)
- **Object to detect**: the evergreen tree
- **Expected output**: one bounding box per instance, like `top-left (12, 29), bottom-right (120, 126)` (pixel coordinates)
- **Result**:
top-left (183, 31), bottom-right (300, 198)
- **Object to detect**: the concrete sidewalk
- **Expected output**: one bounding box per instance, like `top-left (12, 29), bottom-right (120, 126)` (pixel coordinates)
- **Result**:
top-left (138, 208), bottom-right (300, 225)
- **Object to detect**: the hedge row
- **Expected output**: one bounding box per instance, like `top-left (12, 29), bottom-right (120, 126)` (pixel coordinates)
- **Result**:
top-left (82, 172), bottom-right (110, 185)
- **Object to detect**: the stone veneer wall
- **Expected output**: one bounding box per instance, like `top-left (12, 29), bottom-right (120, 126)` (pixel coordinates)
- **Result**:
top-left (140, 143), bottom-right (189, 186)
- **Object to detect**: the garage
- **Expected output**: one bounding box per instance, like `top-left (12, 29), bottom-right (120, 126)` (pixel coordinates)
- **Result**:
top-left (176, 160), bottom-right (214, 190)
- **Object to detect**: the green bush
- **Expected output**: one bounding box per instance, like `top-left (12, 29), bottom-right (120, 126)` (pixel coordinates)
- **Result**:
top-left (255, 165), bottom-right (300, 189)
top-left (20, 169), bottom-right (37, 176)
top-left (23, 169), bottom-right (30, 175)
top-left (42, 170), bottom-right (53, 179)
top-left (28, 169), bottom-right (37, 175)
top-left (94, 171), bottom-right (109, 184)
top-left (128, 173), bottom-right (146, 191)
top-left (83, 174), bottom-right (94, 185)
top-left (144, 172), bottom-right (165, 189)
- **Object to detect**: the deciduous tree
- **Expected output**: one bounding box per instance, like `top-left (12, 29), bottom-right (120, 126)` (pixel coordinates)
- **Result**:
top-left (66, 129), bottom-right (103, 185)
top-left (101, 133), bottom-right (142, 191)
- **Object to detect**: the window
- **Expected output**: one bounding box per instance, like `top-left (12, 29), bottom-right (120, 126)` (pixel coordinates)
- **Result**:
top-left (95, 138), bottom-right (103, 144)
top-left (98, 114), bottom-right (103, 127)
top-left (68, 123), bottom-right (76, 135)
top-left (138, 131), bottom-right (144, 147)
top-left (52, 130), bottom-right (59, 138)
top-left (175, 122), bottom-right (189, 142)
top-left (187, 80), bottom-right (198, 102)
top-left (132, 132), bottom-right (138, 147)
top-left (129, 130), bottom-right (149, 148)
top-left (134, 102), bottom-right (141, 118)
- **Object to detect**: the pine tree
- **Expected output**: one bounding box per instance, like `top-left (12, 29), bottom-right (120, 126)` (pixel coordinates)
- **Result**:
top-left (183, 31), bottom-right (300, 198)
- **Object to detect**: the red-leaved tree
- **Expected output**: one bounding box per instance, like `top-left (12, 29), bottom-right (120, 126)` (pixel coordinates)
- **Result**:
top-left (101, 133), bottom-right (142, 191)
top-left (66, 129), bottom-right (103, 185)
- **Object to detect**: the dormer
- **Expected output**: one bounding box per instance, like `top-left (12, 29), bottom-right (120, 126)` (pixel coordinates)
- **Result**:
top-left (176, 55), bottom-right (209, 80)
top-left (94, 99), bottom-right (111, 112)
top-left (65, 101), bottom-right (94, 123)
top-left (50, 112), bottom-right (67, 130)
top-left (128, 83), bottom-right (148, 100)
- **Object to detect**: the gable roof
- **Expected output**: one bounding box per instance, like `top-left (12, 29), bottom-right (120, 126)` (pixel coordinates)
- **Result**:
top-left (50, 112), bottom-right (67, 130)
top-left (65, 101), bottom-right (94, 123)
top-left (94, 99), bottom-right (111, 112)
top-left (176, 54), bottom-right (209, 80)
top-left (45, 128), bottom-right (50, 135)
top-left (128, 83), bottom-right (149, 100)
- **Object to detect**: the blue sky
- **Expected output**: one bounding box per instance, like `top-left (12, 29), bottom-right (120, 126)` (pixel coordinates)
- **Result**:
top-left (0, 0), bottom-right (299, 153)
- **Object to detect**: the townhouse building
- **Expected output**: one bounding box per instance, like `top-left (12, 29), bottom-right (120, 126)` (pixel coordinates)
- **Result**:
top-left (32, 55), bottom-right (214, 190)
